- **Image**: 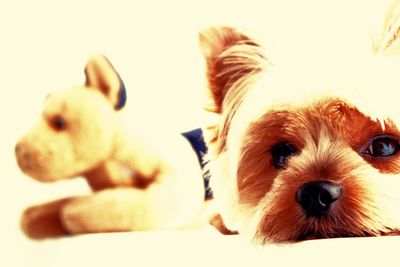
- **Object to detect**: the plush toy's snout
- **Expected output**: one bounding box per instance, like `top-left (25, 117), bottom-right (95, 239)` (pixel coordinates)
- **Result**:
top-left (15, 128), bottom-right (62, 182)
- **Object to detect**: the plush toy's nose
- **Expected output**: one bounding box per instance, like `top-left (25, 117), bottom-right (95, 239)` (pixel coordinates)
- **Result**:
top-left (296, 181), bottom-right (341, 217)
top-left (15, 142), bottom-right (32, 168)
top-left (15, 142), bottom-right (23, 157)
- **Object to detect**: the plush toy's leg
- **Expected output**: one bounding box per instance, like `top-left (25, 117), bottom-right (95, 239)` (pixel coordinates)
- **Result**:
top-left (63, 134), bottom-right (206, 234)
top-left (21, 198), bottom-right (73, 239)
top-left (61, 181), bottom-right (204, 234)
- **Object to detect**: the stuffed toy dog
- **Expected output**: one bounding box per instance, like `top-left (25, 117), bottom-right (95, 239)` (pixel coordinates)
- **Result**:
top-left (15, 55), bottom-right (210, 239)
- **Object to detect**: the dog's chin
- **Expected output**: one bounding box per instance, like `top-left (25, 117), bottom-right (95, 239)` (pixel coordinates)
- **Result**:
top-left (254, 215), bottom-right (400, 243)
top-left (295, 229), bottom-right (400, 242)
top-left (296, 231), bottom-right (360, 242)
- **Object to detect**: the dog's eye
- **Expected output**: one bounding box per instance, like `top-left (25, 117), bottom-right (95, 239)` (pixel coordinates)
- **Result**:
top-left (271, 142), bottom-right (298, 169)
top-left (363, 135), bottom-right (399, 158)
top-left (51, 116), bottom-right (67, 131)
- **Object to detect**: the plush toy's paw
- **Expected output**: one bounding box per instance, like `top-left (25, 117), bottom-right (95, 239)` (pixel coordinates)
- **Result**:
top-left (60, 190), bottom-right (136, 234)
top-left (21, 198), bottom-right (71, 239)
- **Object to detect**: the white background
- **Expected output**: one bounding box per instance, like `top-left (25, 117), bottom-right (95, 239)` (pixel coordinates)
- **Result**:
top-left (0, 0), bottom-right (398, 266)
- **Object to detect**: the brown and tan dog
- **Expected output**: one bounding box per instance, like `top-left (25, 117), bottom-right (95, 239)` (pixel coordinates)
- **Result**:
top-left (200, 1), bottom-right (400, 243)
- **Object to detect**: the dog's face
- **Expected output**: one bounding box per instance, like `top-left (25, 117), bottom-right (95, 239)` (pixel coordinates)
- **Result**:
top-left (15, 55), bottom-right (126, 182)
top-left (199, 23), bottom-right (400, 243)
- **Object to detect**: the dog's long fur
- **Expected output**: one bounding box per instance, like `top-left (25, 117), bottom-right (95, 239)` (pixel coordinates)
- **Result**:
top-left (199, 1), bottom-right (400, 243)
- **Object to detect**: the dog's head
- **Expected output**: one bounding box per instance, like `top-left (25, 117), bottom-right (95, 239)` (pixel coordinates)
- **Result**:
top-left (15, 55), bottom-right (127, 182)
top-left (199, 3), bottom-right (400, 243)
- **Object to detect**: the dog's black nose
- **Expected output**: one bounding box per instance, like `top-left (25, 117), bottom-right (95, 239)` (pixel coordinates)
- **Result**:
top-left (296, 181), bottom-right (341, 217)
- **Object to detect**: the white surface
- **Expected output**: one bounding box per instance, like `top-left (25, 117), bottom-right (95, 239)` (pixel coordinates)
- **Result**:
top-left (12, 230), bottom-right (400, 267)
top-left (1, 0), bottom-right (399, 266)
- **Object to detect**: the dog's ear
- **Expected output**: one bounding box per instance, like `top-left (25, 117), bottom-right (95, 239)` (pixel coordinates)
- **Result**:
top-left (373, 0), bottom-right (400, 54)
top-left (84, 54), bottom-right (127, 110)
top-left (198, 26), bottom-right (268, 114)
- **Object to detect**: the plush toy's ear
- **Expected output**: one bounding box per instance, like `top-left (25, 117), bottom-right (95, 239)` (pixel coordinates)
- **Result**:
top-left (84, 54), bottom-right (127, 110)
top-left (198, 26), bottom-right (268, 114)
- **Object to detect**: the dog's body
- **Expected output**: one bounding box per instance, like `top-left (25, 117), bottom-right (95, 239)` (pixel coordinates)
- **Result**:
top-left (16, 0), bottom-right (400, 243)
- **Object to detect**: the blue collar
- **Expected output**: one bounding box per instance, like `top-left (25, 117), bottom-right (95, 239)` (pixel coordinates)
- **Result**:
top-left (182, 128), bottom-right (213, 200)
